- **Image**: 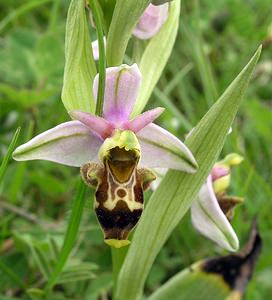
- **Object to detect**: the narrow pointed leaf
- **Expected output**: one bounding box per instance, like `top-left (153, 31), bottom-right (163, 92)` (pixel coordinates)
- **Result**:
top-left (115, 47), bottom-right (261, 300)
top-left (106, 0), bottom-right (150, 66)
top-left (0, 127), bottom-right (20, 184)
top-left (46, 179), bottom-right (87, 290)
top-left (62, 0), bottom-right (97, 113)
top-left (132, 0), bottom-right (180, 116)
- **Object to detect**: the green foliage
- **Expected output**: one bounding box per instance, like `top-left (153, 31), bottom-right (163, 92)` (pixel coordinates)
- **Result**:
top-left (46, 179), bottom-right (87, 291)
top-left (0, 0), bottom-right (272, 299)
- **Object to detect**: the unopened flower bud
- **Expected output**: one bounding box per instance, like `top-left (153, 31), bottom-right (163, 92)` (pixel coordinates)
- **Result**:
top-left (133, 3), bottom-right (169, 40)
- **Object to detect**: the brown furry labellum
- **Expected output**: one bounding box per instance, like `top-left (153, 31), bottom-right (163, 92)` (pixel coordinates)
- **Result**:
top-left (81, 146), bottom-right (156, 248)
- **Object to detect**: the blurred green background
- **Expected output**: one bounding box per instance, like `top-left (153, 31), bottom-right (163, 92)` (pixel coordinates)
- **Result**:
top-left (0, 0), bottom-right (272, 299)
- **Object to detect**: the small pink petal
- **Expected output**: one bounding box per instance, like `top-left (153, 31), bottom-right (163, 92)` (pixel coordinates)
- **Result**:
top-left (69, 110), bottom-right (114, 139)
top-left (13, 121), bottom-right (102, 167)
top-left (211, 165), bottom-right (229, 182)
top-left (137, 123), bottom-right (197, 172)
top-left (191, 176), bottom-right (239, 252)
top-left (133, 3), bottom-right (169, 40)
top-left (93, 64), bottom-right (142, 126)
top-left (123, 107), bottom-right (164, 132)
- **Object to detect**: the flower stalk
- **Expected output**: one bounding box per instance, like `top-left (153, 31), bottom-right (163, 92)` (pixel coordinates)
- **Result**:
top-left (88, 0), bottom-right (106, 116)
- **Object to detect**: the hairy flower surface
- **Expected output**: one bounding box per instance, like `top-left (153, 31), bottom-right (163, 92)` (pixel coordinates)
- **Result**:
top-left (13, 64), bottom-right (197, 247)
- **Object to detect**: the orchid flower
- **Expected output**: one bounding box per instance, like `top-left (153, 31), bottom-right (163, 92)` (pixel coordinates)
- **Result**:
top-left (153, 153), bottom-right (244, 252)
top-left (13, 64), bottom-right (197, 248)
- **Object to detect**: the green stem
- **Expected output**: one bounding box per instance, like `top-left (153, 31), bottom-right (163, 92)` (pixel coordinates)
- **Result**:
top-left (45, 179), bottom-right (86, 291)
top-left (89, 0), bottom-right (106, 117)
top-left (111, 247), bottom-right (128, 299)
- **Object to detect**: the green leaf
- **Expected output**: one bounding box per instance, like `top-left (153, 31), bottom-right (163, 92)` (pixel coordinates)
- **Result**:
top-left (148, 267), bottom-right (230, 300)
top-left (115, 46), bottom-right (261, 300)
top-left (132, 0), bottom-right (180, 116)
top-left (62, 0), bottom-right (97, 113)
top-left (106, 0), bottom-right (150, 66)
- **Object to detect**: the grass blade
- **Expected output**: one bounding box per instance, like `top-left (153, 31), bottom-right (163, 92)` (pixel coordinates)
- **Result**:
top-left (0, 127), bottom-right (21, 185)
top-left (45, 179), bottom-right (87, 290)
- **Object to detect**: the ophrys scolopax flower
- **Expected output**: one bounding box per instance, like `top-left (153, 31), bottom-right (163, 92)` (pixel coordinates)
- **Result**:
top-left (191, 153), bottom-right (244, 252)
top-left (13, 64), bottom-right (197, 248)
top-left (153, 153), bottom-right (243, 252)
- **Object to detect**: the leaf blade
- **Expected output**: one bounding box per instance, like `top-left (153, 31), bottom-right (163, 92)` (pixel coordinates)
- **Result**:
top-left (61, 0), bottom-right (97, 113)
top-left (115, 46), bottom-right (262, 300)
top-left (0, 127), bottom-right (21, 185)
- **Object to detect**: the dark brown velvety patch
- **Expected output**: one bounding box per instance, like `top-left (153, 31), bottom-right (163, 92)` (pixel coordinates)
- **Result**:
top-left (95, 200), bottom-right (143, 240)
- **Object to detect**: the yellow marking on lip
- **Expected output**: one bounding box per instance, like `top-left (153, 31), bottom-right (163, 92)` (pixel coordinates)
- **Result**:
top-left (105, 239), bottom-right (130, 248)
top-left (103, 161), bottom-right (143, 212)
